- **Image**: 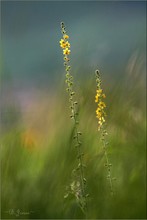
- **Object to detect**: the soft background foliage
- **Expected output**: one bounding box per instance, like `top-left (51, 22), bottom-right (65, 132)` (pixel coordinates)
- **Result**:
top-left (1, 1), bottom-right (146, 219)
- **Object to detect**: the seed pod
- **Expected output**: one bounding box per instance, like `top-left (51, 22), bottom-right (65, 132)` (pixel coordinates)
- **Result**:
top-left (61, 22), bottom-right (64, 26)
top-left (62, 30), bottom-right (66, 34)
top-left (66, 73), bottom-right (70, 77)
top-left (83, 178), bottom-right (87, 184)
top-left (104, 163), bottom-right (108, 167)
top-left (77, 132), bottom-right (82, 135)
top-left (108, 164), bottom-right (112, 167)
top-left (71, 92), bottom-right (75, 96)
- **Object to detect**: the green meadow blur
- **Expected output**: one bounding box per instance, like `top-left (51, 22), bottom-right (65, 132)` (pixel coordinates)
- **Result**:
top-left (1, 60), bottom-right (146, 219)
top-left (1, 1), bottom-right (146, 219)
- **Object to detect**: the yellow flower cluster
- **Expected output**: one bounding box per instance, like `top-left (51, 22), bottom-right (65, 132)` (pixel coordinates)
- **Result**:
top-left (95, 70), bottom-right (115, 195)
top-left (59, 35), bottom-right (71, 56)
top-left (95, 76), bottom-right (106, 130)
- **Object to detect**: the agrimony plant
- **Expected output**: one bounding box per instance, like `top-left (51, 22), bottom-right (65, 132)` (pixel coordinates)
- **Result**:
top-left (59, 22), bottom-right (88, 215)
top-left (95, 69), bottom-right (115, 195)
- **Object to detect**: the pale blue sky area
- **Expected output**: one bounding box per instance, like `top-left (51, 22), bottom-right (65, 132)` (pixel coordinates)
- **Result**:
top-left (1, 1), bottom-right (146, 87)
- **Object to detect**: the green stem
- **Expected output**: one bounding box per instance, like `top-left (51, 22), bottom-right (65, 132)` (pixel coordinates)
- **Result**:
top-left (102, 131), bottom-right (114, 195)
top-left (66, 70), bottom-right (87, 215)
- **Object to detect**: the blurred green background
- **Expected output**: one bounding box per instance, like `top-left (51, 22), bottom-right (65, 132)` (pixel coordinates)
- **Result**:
top-left (1, 1), bottom-right (146, 219)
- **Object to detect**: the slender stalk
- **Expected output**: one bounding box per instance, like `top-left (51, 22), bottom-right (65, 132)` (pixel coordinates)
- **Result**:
top-left (101, 128), bottom-right (114, 195)
top-left (95, 69), bottom-right (115, 195)
top-left (59, 22), bottom-right (88, 216)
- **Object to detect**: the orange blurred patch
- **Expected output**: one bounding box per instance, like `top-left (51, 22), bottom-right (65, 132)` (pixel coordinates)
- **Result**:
top-left (21, 130), bottom-right (36, 150)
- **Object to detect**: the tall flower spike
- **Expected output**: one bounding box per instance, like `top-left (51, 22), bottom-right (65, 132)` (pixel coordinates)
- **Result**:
top-left (95, 69), bottom-right (115, 195)
top-left (59, 22), bottom-right (88, 216)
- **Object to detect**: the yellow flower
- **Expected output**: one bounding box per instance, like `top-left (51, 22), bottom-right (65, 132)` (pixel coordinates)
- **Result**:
top-left (95, 94), bottom-right (99, 103)
top-left (60, 43), bottom-right (66, 48)
top-left (98, 101), bottom-right (106, 109)
top-left (99, 116), bottom-right (105, 122)
top-left (96, 107), bottom-right (101, 114)
top-left (63, 34), bottom-right (69, 39)
top-left (60, 39), bottom-right (65, 44)
top-left (63, 48), bottom-right (71, 55)
top-left (59, 39), bottom-right (66, 49)
top-left (102, 117), bottom-right (105, 122)
top-left (96, 114), bottom-right (101, 119)
top-left (96, 108), bottom-right (102, 119)
top-left (65, 41), bottom-right (70, 48)
top-left (98, 120), bottom-right (103, 130)
top-left (98, 120), bottom-right (103, 125)
top-left (102, 93), bottom-right (106, 98)
top-left (96, 89), bottom-right (103, 94)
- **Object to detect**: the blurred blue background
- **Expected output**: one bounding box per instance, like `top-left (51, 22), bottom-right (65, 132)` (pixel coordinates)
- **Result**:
top-left (1, 1), bottom-right (146, 86)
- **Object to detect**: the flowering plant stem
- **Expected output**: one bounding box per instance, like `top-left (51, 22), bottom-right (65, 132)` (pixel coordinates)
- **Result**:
top-left (59, 22), bottom-right (88, 216)
top-left (95, 69), bottom-right (115, 195)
